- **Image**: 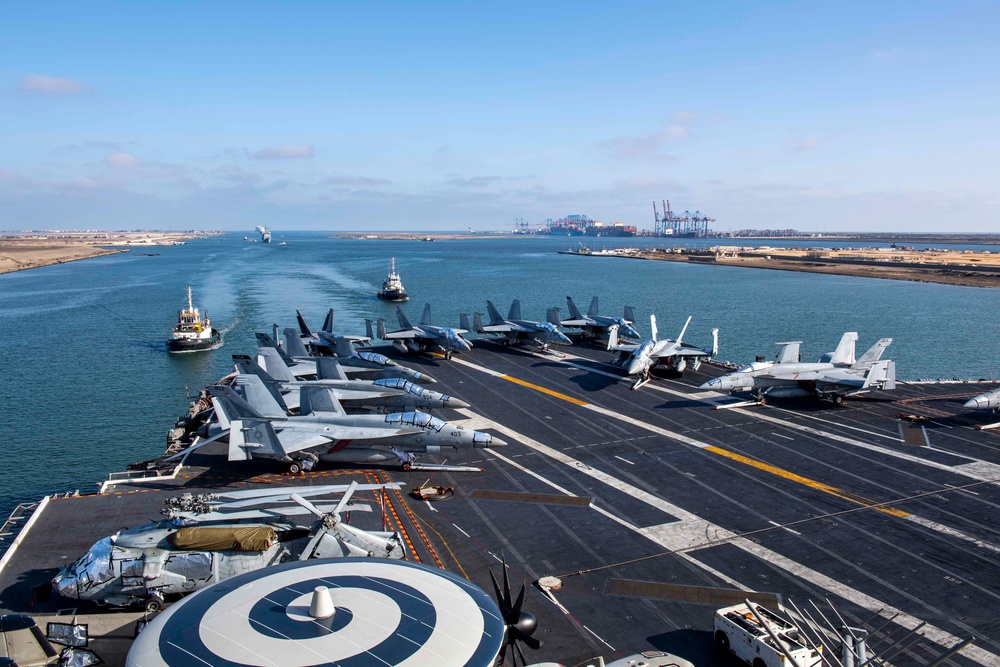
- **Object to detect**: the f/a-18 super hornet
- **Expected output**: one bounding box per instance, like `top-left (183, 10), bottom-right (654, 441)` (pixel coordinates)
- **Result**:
top-left (52, 482), bottom-right (405, 611)
top-left (609, 314), bottom-right (719, 389)
top-left (256, 328), bottom-right (435, 384)
top-left (465, 299), bottom-right (572, 351)
top-left (368, 303), bottom-right (473, 359)
top-left (294, 308), bottom-right (370, 354)
top-left (964, 387), bottom-right (1000, 412)
top-left (208, 375), bottom-right (502, 471)
top-left (559, 296), bottom-right (642, 341)
top-left (700, 333), bottom-right (895, 404)
top-left (234, 352), bottom-right (468, 413)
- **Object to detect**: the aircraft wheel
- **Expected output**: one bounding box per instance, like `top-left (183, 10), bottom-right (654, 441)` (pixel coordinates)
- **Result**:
top-left (715, 630), bottom-right (730, 654)
top-left (833, 394), bottom-right (844, 405)
top-left (445, 351), bottom-right (453, 360)
top-left (145, 597), bottom-right (163, 613)
top-left (289, 461), bottom-right (303, 475)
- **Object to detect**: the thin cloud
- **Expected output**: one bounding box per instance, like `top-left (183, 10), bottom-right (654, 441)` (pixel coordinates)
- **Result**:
top-left (784, 136), bottom-right (820, 152)
top-left (320, 175), bottom-right (393, 186)
top-left (250, 145), bottom-right (315, 160)
top-left (19, 74), bottom-right (86, 95)
top-left (444, 176), bottom-right (503, 188)
top-left (106, 153), bottom-right (141, 169)
top-left (596, 118), bottom-right (695, 160)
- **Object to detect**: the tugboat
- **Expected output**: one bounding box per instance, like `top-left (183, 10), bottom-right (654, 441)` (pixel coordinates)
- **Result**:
top-left (376, 257), bottom-right (409, 302)
top-left (166, 287), bottom-right (222, 353)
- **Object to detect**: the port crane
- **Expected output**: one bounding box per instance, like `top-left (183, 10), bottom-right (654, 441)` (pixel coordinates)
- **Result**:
top-left (653, 199), bottom-right (716, 236)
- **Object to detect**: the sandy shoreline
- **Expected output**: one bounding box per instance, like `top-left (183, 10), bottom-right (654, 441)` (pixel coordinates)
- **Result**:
top-left (0, 231), bottom-right (217, 275)
top-left (563, 247), bottom-right (1000, 288)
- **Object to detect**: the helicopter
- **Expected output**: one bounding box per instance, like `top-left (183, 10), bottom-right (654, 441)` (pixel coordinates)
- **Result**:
top-left (52, 481), bottom-right (404, 611)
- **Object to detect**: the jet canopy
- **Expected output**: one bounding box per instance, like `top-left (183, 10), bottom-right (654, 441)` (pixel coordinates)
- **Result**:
top-left (385, 411), bottom-right (448, 432)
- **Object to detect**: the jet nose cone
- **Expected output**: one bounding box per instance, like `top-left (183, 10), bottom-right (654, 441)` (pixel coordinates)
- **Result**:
top-left (698, 379), bottom-right (716, 390)
top-left (447, 397), bottom-right (471, 409)
top-left (490, 436), bottom-right (507, 446)
top-left (964, 395), bottom-right (989, 409)
top-left (414, 373), bottom-right (437, 383)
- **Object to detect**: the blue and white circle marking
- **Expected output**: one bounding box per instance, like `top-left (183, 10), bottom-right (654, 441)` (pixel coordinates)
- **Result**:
top-left (127, 558), bottom-right (506, 667)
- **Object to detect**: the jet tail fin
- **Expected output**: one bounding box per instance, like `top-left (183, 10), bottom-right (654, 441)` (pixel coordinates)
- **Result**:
top-left (607, 324), bottom-right (620, 350)
top-left (486, 301), bottom-right (505, 325)
top-left (207, 385), bottom-right (265, 420)
top-left (377, 318), bottom-right (389, 340)
top-left (333, 335), bottom-right (359, 358)
top-left (586, 296), bottom-right (599, 319)
top-left (508, 299), bottom-right (522, 321)
top-left (419, 303), bottom-right (432, 326)
top-left (233, 374), bottom-right (288, 418)
top-left (257, 347), bottom-right (298, 383)
top-left (566, 297), bottom-right (584, 320)
top-left (300, 386), bottom-right (346, 416)
top-left (650, 315), bottom-right (659, 343)
top-left (711, 328), bottom-right (719, 356)
top-left (233, 354), bottom-right (277, 382)
top-left (316, 357), bottom-right (349, 381)
top-left (284, 328), bottom-right (311, 358)
top-left (459, 313), bottom-right (471, 331)
top-left (862, 360), bottom-right (896, 391)
top-left (851, 338), bottom-right (893, 370)
top-left (231, 420), bottom-right (287, 461)
top-left (322, 308), bottom-right (335, 333)
top-left (676, 316), bottom-right (692, 344)
top-left (830, 332), bottom-right (859, 365)
top-left (396, 307), bottom-right (413, 330)
top-left (623, 305), bottom-right (636, 324)
top-left (546, 307), bottom-right (561, 326)
top-left (473, 312), bottom-right (486, 333)
top-left (256, 331), bottom-right (297, 366)
top-left (296, 310), bottom-right (312, 336)
top-left (774, 341), bottom-right (802, 364)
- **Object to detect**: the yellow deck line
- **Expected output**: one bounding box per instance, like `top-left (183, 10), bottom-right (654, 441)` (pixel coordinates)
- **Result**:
top-left (498, 369), bottom-right (909, 517)
top-left (500, 375), bottom-right (590, 406)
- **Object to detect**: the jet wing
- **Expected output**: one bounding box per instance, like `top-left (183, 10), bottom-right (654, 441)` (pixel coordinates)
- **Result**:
top-left (559, 318), bottom-right (593, 327)
top-left (382, 329), bottom-right (420, 339)
top-left (478, 324), bottom-right (516, 333)
top-left (273, 425), bottom-right (421, 453)
top-left (674, 346), bottom-right (712, 357)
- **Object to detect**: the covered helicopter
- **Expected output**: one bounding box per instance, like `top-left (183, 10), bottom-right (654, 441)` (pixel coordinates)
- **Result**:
top-left (51, 482), bottom-right (404, 611)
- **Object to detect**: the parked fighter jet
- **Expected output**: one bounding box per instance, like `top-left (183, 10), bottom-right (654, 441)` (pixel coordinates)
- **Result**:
top-left (964, 387), bottom-right (1000, 411)
top-left (466, 300), bottom-right (572, 350)
top-left (609, 315), bottom-right (719, 389)
top-left (369, 304), bottom-right (473, 359)
top-left (560, 296), bottom-right (641, 340)
top-left (295, 308), bottom-right (369, 354)
top-left (235, 352), bottom-right (468, 413)
top-left (52, 483), bottom-right (405, 611)
top-left (209, 376), bottom-right (502, 471)
top-left (700, 334), bottom-right (895, 404)
top-left (256, 328), bottom-right (435, 383)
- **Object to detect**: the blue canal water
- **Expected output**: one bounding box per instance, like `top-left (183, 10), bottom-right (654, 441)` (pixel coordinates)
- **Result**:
top-left (1, 232), bottom-right (998, 520)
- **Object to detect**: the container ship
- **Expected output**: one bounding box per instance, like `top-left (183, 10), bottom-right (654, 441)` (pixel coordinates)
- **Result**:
top-left (543, 214), bottom-right (636, 237)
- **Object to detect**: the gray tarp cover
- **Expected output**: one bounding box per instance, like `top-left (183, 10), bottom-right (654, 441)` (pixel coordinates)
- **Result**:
top-left (168, 526), bottom-right (276, 551)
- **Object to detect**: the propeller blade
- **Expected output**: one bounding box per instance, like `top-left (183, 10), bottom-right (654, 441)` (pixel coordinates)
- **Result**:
top-left (290, 492), bottom-right (325, 518)
top-left (332, 480), bottom-right (359, 517)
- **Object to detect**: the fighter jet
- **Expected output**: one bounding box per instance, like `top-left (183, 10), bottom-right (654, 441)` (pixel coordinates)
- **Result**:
top-left (52, 483), bottom-right (405, 611)
top-left (609, 315), bottom-right (719, 389)
top-left (700, 334), bottom-right (895, 404)
top-left (208, 376), bottom-right (502, 471)
top-left (466, 299), bottom-right (572, 350)
top-left (964, 387), bottom-right (1000, 411)
top-left (234, 352), bottom-right (468, 413)
top-left (560, 296), bottom-right (642, 341)
top-left (294, 308), bottom-right (370, 354)
top-left (256, 328), bottom-right (435, 383)
top-left (369, 304), bottom-right (473, 359)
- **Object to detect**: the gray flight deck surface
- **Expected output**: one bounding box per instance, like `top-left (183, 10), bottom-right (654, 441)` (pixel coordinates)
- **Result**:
top-left (2, 339), bottom-right (1000, 667)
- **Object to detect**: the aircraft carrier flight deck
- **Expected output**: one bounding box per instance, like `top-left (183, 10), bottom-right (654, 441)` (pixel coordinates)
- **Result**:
top-left (2, 339), bottom-right (999, 667)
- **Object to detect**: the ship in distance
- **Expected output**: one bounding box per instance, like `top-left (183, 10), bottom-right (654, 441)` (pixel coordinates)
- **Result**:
top-left (465, 299), bottom-right (572, 351)
top-left (609, 314), bottom-right (718, 389)
top-left (165, 286), bottom-right (221, 353)
top-left (368, 303), bottom-right (474, 359)
top-left (376, 256), bottom-right (409, 301)
top-left (700, 332), bottom-right (895, 404)
top-left (559, 295), bottom-right (642, 340)
top-left (51, 482), bottom-right (404, 611)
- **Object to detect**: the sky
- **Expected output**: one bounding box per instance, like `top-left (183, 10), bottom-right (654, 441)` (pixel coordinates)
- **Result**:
top-left (1, 1), bottom-right (998, 233)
